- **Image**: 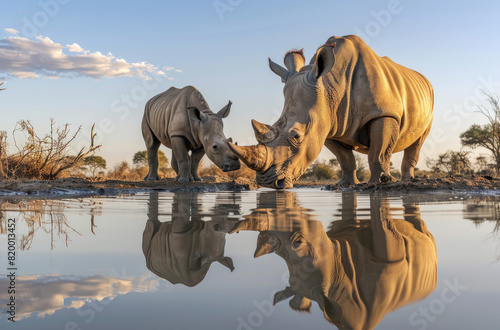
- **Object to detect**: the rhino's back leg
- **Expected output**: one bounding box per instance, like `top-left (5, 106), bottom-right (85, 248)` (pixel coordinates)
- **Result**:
top-left (369, 196), bottom-right (405, 262)
top-left (367, 117), bottom-right (399, 182)
top-left (171, 152), bottom-right (179, 180)
top-left (142, 119), bottom-right (161, 181)
top-left (401, 119), bottom-right (432, 180)
top-left (325, 139), bottom-right (359, 185)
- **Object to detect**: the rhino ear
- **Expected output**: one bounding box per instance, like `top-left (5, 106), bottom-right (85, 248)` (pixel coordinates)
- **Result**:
top-left (269, 58), bottom-right (290, 83)
top-left (320, 295), bottom-right (343, 327)
top-left (188, 107), bottom-right (209, 125)
top-left (218, 257), bottom-right (235, 272)
top-left (283, 49), bottom-right (305, 73)
top-left (290, 295), bottom-right (312, 313)
top-left (273, 287), bottom-right (294, 305)
top-left (311, 43), bottom-right (336, 80)
top-left (216, 100), bottom-right (232, 119)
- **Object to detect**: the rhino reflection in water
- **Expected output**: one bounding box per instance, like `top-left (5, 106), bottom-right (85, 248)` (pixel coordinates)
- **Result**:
top-left (142, 192), bottom-right (239, 287)
top-left (231, 192), bottom-right (437, 329)
top-left (229, 35), bottom-right (434, 188)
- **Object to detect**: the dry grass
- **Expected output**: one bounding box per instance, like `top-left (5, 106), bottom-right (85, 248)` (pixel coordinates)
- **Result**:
top-left (0, 119), bottom-right (100, 179)
top-left (107, 161), bottom-right (176, 181)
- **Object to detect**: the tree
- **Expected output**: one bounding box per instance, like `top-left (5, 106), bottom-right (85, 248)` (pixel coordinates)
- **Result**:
top-left (312, 162), bottom-right (336, 180)
top-left (133, 150), bottom-right (170, 177)
top-left (133, 150), bottom-right (169, 169)
top-left (460, 92), bottom-right (500, 174)
top-left (83, 155), bottom-right (107, 177)
top-left (426, 150), bottom-right (472, 175)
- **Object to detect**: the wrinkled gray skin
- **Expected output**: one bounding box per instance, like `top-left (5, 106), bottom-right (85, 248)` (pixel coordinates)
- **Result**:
top-left (228, 35), bottom-right (434, 188)
top-left (142, 192), bottom-right (237, 287)
top-left (230, 192), bottom-right (437, 329)
top-left (142, 86), bottom-right (240, 182)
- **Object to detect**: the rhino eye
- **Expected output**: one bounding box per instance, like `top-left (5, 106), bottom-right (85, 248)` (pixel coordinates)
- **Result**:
top-left (212, 143), bottom-right (219, 152)
top-left (291, 232), bottom-right (306, 251)
top-left (289, 129), bottom-right (303, 146)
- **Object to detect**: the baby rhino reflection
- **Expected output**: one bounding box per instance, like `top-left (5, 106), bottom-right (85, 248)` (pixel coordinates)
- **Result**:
top-left (231, 193), bottom-right (437, 329)
top-left (142, 193), bottom-right (236, 287)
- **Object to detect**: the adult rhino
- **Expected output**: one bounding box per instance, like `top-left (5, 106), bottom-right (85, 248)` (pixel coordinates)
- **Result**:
top-left (231, 192), bottom-right (437, 329)
top-left (228, 35), bottom-right (434, 188)
top-left (142, 86), bottom-right (240, 182)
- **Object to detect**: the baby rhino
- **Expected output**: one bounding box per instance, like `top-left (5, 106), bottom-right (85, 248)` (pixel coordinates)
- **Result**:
top-left (142, 86), bottom-right (240, 182)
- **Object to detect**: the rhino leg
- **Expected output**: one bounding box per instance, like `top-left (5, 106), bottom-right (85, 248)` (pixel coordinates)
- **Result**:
top-left (367, 117), bottom-right (398, 183)
top-left (142, 125), bottom-right (161, 181)
top-left (144, 137), bottom-right (161, 180)
top-left (145, 146), bottom-right (161, 180)
top-left (369, 196), bottom-right (405, 262)
top-left (171, 136), bottom-right (193, 183)
top-left (190, 148), bottom-right (205, 181)
top-left (401, 120), bottom-right (432, 180)
top-left (325, 139), bottom-right (359, 185)
top-left (171, 152), bottom-right (179, 180)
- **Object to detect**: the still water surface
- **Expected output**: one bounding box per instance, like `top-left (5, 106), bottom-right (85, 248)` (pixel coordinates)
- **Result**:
top-left (1, 189), bottom-right (499, 329)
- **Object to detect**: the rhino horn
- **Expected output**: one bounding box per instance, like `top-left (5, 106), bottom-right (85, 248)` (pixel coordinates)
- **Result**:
top-left (254, 232), bottom-right (280, 258)
top-left (229, 220), bottom-right (251, 234)
top-left (273, 286), bottom-right (295, 305)
top-left (227, 142), bottom-right (269, 172)
top-left (251, 119), bottom-right (277, 144)
top-left (229, 218), bottom-right (269, 234)
top-left (218, 257), bottom-right (235, 272)
top-left (216, 100), bottom-right (232, 119)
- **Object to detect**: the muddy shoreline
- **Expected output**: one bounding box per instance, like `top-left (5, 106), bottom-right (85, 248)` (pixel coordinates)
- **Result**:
top-left (0, 175), bottom-right (499, 199)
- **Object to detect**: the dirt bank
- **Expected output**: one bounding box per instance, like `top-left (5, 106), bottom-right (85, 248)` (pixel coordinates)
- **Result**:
top-left (0, 175), bottom-right (499, 198)
top-left (324, 175), bottom-right (500, 194)
top-left (0, 176), bottom-right (259, 197)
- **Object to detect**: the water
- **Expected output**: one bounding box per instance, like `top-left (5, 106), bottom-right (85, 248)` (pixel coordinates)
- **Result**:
top-left (1, 190), bottom-right (499, 330)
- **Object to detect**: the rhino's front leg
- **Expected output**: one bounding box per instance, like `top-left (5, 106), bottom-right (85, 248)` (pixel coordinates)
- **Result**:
top-left (190, 148), bottom-right (205, 181)
top-left (367, 117), bottom-right (398, 183)
top-left (325, 139), bottom-right (359, 185)
top-left (171, 136), bottom-right (192, 184)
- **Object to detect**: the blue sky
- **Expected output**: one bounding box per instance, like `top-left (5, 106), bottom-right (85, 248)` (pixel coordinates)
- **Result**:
top-left (1, 0), bottom-right (500, 169)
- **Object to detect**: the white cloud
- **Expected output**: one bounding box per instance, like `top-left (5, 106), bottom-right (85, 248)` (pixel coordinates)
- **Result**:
top-left (0, 32), bottom-right (181, 80)
top-left (4, 28), bottom-right (19, 35)
top-left (67, 43), bottom-right (84, 53)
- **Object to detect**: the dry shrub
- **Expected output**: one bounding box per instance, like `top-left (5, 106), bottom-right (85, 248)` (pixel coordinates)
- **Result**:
top-left (107, 161), bottom-right (175, 181)
top-left (107, 161), bottom-right (142, 180)
top-left (0, 119), bottom-right (100, 179)
top-left (197, 162), bottom-right (256, 180)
